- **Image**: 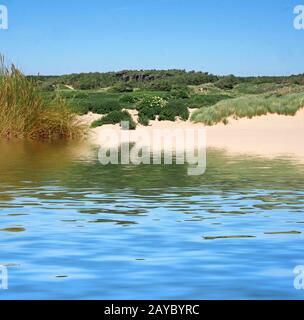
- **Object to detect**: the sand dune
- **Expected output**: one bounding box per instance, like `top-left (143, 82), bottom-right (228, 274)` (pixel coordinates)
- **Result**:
top-left (88, 108), bottom-right (304, 160)
top-left (205, 109), bottom-right (304, 159)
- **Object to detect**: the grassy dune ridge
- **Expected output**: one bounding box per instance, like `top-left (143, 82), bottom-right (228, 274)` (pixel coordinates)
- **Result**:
top-left (191, 92), bottom-right (304, 125)
top-left (38, 71), bottom-right (304, 128)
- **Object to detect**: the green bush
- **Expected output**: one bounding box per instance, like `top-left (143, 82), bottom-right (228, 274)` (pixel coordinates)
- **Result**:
top-left (159, 100), bottom-right (189, 121)
top-left (215, 75), bottom-right (240, 90)
top-left (188, 94), bottom-right (231, 108)
top-left (176, 104), bottom-right (190, 121)
top-left (146, 80), bottom-right (172, 91)
top-left (69, 103), bottom-right (90, 115)
top-left (170, 85), bottom-right (191, 99)
top-left (74, 91), bottom-right (89, 99)
top-left (60, 91), bottom-right (76, 99)
top-left (90, 99), bottom-right (122, 114)
top-left (138, 106), bottom-right (162, 125)
top-left (158, 107), bottom-right (176, 121)
top-left (91, 110), bottom-right (136, 129)
top-left (137, 96), bottom-right (167, 111)
top-left (41, 83), bottom-right (55, 92)
top-left (136, 96), bottom-right (167, 125)
top-left (64, 92), bottom-right (123, 115)
top-left (119, 94), bottom-right (140, 104)
top-left (110, 83), bottom-right (134, 93)
top-left (138, 114), bottom-right (150, 126)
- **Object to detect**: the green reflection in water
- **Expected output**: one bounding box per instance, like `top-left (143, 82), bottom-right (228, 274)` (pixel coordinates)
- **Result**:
top-left (0, 140), bottom-right (303, 218)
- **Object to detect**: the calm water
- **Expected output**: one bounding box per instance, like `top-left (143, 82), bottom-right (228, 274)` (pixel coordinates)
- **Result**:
top-left (0, 141), bottom-right (304, 300)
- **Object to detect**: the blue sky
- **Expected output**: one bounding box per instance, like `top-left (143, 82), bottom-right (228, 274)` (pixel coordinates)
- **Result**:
top-left (0, 0), bottom-right (303, 75)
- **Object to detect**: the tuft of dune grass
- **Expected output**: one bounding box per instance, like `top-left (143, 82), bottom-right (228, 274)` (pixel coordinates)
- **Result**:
top-left (0, 57), bottom-right (84, 140)
top-left (191, 93), bottom-right (304, 125)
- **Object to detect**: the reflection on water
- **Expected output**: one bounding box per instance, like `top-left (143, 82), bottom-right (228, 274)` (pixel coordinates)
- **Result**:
top-left (0, 141), bottom-right (304, 299)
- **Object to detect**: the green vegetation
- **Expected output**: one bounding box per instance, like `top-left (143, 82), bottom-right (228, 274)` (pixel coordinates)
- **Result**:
top-left (27, 67), bottom-right (304, 129)
top-left (170, 85), bottom-right (191, 99)
top-left (159, 100), bottom-right (190, 121)
top-left (110, 82), bottom-right (134, 93)
top-left (2, 52), bottom-right (303, 138)
top-left (0, 59), bottom-right (83, 140)
top-left (214, 75), bottom-right (240, 90)
top-left (87, 98), bottom-right (121, 114)
top-left (191, 92), bottom-right (304, 125)
top-left (137, 96), bottom-right (167, 110)
top-left (187, 94), bottom-right (232, 108)
top-left (91, 110), bottom-right (136, 130)
top-left (31, 69), bottom-right (304, 92)
top-left (119, 94), bottom-right (140, 104)
top-left (31, 70), bottom-right (218, 91)
top-left (137, 96), bottom-right (166, 125)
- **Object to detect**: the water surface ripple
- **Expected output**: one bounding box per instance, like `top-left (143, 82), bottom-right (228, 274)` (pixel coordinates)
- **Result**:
top-left (0, 142), bottom-right (304, 299)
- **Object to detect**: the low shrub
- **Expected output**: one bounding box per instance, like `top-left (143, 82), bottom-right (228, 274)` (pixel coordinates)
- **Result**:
top-left (136, 96), bottom-right (167, 125)
top-left (69, 103), bottom-right (90, 115)
top-left (89, 98), bottom-right (122, 114)
top-left (146, 80), bottom-right (172, 92)
top-left (61, 91), bottom-right (77, 99)
top-left (91, 110), bottom-right (136, 130)
top-left (119, 94), bottom-right (140, 104)
top-left (41, 83), bottom-right (55, 92)
top-left (159, 100), bottom-right (189, 121)
top-left (215, 75), bottom-right (240, 90)
top-left (110, 83), bottom-right (134, 93)
top-left (188, 94), bottom-right (231, 108)
top-left (158, 106), bottom-right (176, 121)
top-left (170, 85), bottom-right (191, 99)
top-left (138, 114), bottom-right (150, 126)
top-left (74, 91), bottom-right (89, 99)
top-left (137, 96), bottom-right (167, 111)
top-left (138, 106), bottom-right (162, 125)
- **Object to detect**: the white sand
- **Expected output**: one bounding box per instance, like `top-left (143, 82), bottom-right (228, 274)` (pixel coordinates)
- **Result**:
top-left (84, 108), bottom-right (304, 160)
top-left (206, 109), bottom-right (304, 159)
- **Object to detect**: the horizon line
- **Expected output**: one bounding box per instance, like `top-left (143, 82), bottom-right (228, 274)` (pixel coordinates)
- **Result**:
top-left (26, 69), bottom-right (304, 78)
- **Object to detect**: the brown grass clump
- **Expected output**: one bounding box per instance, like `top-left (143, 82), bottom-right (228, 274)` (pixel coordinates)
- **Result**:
top-left (0, 57), bottom-right (84, 140)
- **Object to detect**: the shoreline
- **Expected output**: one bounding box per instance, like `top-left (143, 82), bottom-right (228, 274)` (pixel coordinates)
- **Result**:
top-left (80, 108), bottom-right (304, 161)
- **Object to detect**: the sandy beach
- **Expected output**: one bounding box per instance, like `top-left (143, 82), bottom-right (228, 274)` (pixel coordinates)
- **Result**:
top-left (205, 108), bottom-right (304, 159)
top-left (83, 108), bottom-right (304, 160)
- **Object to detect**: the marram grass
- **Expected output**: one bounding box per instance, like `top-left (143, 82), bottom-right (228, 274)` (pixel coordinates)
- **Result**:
top-left (191, 92), bottom-right (304, 125)
top-left (0, 58), bottom-right (84, 140)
